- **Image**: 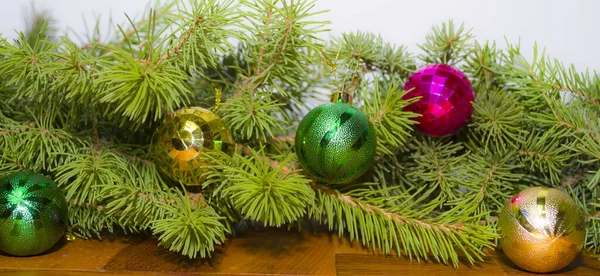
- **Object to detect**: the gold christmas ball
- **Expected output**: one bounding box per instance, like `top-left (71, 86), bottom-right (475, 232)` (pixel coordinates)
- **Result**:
top-left (152, 107), bottom-right (234, 186)
top-left (498, 187), bottom-right (585, 273)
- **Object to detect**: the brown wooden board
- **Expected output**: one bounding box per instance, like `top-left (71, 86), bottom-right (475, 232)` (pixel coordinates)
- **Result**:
top-left (0, 228), bottom-right (598, 275)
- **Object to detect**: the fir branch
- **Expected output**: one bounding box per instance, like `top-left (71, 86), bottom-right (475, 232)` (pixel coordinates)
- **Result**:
top-left (159, 12), bottom-right (199, 62)
top-left (418, 20), bottom-right (474, 65)
top-left (567, 188), bottom-right (600, 255)
top-left (312, 183), bottom-right (461, 231)
top-left (117, 11), bottom-right (166, 45)
top-left (23, 5), bottom-right (58, 46)
top-left (0, 117), bottom-right (86, 172)
top-left (203, 149), bottom-right (314, 227)
top-left (450, 149), bottom-right (522, 216)
top-left (152, 189), bottom-right (227, 258)
top-left (53, 145), bottom-right (224, 258)
top-left (46, 37), bottom-right (98, 106)
top-left (223, 91), bottom-right (286, 140)
top-left (545, 58), bottom-right (600, 105)
top-left (111, 1), bottom-right (176, 48)
top-left (238, 144), bottom-right (295, 174)
top-left (95, 46), bottom-right (191, 126)
top-left (519, 130), bottom-right (575, 185)
top-left (362, 80), bottom-right (420, 155)
top-left (272, 20), bottom-right (291, 65)
top-left (328, 31), bottom-right (415, 90)
top-left (240, 146), bottom-right (495, 266)
top-left (588, 217), bottom-right (600, 256)
top-left (518, 150), bottom-right (550, 161)
top-left (0, 31), bottom-right (57, 102)
top-left (68, 204), bottom-right (117, 239)
top-left (532, 96), bottom-right (598, 139)
top-left (570, 133), bottom-right (600, 189)
top-left (241, 0), bottom-right (329, 88)
top-left (170, 0), bottom-right (240, 72)
top-left (253, 4), bottom-right (272, 77)
top-left (498, 42), bottom-right (598, 113)
top-left (469, 90), bottom-right (528, 152)
top-left (371, 149), bottom-right (414, 192)
top-left (53, 149), bottom-right (127, 204)
top-left (100, 180), bottom-right (175, 232)
top-left (309, 182), bottom-right (496, 267)
top-left (464, 41), bottom-right (501, 91)
top-left (407, 138), bottom-right (468, 200)
top-left (0, 121), bottom-right (69, 140)
top-left (0, 139), bottom-right (26, 177)
top-left (498, 42), bottom-right (549, 110)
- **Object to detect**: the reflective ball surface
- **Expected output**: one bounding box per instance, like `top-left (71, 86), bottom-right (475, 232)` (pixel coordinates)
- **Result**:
top-left (403, 64), bottom-right (475, 137)
top-left (153, 107), bottom-right (234, 186)
top-left (295, 103), bottom-right (376, 184)
top-left (0, 172), bottom-right (68, 256)
top-left (499, 187), bottom-right (585, 273)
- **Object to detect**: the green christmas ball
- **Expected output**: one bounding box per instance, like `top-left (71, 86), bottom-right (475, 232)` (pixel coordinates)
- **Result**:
top-left (295, 102), bottom-right (377, 184)
top-left (0, 172), bottom-right (68, 256)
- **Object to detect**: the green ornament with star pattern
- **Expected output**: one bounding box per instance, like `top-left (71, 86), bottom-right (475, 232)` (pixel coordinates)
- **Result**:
top-left (0, 171), bottom-right (68, 256)
top-left (295, 92), bottom-right (377, 184)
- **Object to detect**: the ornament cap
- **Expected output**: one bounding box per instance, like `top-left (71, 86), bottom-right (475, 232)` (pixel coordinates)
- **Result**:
top-left (330, 91), bottom-right (352, 104)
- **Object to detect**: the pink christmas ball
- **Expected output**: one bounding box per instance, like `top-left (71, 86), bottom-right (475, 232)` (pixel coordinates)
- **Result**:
top-left (402, 64), bottom-right (475, 137)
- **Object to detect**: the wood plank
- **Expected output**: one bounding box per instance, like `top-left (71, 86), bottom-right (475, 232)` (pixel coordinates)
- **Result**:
top-left (336, 250), bottom-right (600, 276)
top-left (335, 252), bottom-right (505, 276)
top-left (493, 251), bottom-right (600, 276)
top-left (103, 228), bottom-right (339, 275)
top-left (0, 228), bottom-right (598, 275)
top-left (0, 236), bottom-right (141, 272)
top-left (0, 271), bottom-right (158, 276)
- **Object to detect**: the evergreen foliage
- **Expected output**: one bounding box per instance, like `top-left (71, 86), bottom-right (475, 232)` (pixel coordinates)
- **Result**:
top-left (1, 0), bottom-right (599, 266)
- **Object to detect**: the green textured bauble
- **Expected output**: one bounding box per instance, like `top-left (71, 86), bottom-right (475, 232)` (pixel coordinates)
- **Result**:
top-left (295, 103), bottom-right (377, 184)
top-left (0, 172), bottom-right (68, 256)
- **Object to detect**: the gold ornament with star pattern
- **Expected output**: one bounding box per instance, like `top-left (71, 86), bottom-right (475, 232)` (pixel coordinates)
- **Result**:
top-left (152, 107), bottom-right (234, 186)
top-left (498, 187), bottom-right (585, 273)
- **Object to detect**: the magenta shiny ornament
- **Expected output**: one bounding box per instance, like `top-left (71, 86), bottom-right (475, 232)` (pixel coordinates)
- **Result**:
top-left (402, 64), bottom-right (475, 137)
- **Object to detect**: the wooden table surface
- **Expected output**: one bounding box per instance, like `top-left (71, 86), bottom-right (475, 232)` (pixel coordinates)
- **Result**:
top-left (0, 228), bottom-right (599, 275)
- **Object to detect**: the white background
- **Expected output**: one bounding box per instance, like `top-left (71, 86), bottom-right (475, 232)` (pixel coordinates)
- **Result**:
top-left (1, 0), bottom-right (599, 71)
